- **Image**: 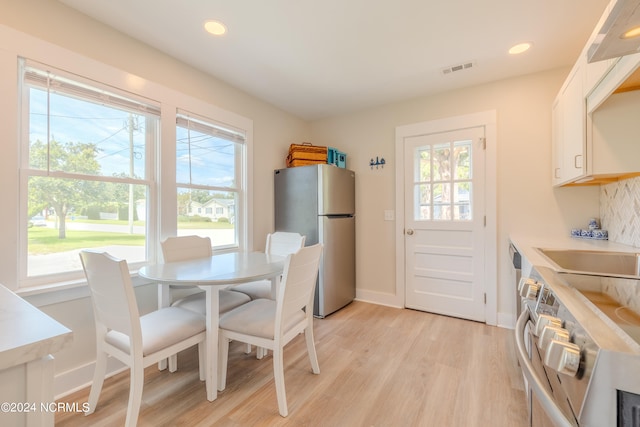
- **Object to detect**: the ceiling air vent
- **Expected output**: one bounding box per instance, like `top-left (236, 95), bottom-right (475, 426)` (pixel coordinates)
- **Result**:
top-left (441, 61), bottom-right (475, 75)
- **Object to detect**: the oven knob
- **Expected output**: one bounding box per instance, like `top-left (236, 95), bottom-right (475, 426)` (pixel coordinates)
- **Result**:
top-left (534, 314), bottom-right (563, 337)
top-left (518, 278), bottom-right (540, 300)
top-left (539, 325), bottom-right (569, 351)
top-left (544, 340), bottom-right (581, 377)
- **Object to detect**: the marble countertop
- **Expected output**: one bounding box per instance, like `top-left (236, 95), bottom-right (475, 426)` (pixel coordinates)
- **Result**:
top-left (0, 284), bottom-right (73, 370)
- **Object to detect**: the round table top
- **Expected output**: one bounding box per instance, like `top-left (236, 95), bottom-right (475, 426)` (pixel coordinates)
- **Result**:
top-left (138, 251), bottom-right (286, 286)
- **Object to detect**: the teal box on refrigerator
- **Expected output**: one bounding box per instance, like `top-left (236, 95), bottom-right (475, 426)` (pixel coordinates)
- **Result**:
top-left (327, 147), bottom-right (347, 168)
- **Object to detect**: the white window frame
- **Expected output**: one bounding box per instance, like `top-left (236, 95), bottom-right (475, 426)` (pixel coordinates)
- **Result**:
top-left (18, 59), bottom-right (161, 288)
top-left (0, 25), bottom-right (253, 294)
top-left (175, 108), bottom-right (247, 251)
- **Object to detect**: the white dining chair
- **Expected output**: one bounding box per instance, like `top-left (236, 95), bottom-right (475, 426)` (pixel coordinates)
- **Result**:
top-left (231, 231), bottom-right (306, 300)
top-left (160, 235), bottom-right (251, 370)
top-left (79, 250), bottom-right (206, 427)
top-left (217, 243), bottom-right (323, 417)
top-left (230, 231), bottom-right (305, 358)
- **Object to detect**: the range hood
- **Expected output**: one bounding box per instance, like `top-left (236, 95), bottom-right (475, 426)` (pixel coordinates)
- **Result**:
top-left (588, 0), bottom-right (640, 63)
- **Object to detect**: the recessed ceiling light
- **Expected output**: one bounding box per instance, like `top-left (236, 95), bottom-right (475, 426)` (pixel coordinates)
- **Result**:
top-left (621, 26), bottom-right (640, 39)
top-left (508, 42), bottom-right (532, 55)
top-left (204, 20), bottom-right (227, 36)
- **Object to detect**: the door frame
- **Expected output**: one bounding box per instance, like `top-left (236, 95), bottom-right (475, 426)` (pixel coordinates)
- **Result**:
top-left (394, 110), bottom-right (497, 325)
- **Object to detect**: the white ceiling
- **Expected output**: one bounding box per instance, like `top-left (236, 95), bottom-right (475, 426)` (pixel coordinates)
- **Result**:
top-left (59, 0), bottom-right (610, 120)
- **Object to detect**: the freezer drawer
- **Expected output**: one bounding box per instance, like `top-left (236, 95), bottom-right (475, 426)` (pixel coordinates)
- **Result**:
top-left (315, 215), bottom-right (355, 317)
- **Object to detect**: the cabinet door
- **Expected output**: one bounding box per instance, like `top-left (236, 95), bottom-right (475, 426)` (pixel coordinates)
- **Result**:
top-left (551, 97), bottom-right (563, 185)
top-left (561, 64), bottom-right (586, 183)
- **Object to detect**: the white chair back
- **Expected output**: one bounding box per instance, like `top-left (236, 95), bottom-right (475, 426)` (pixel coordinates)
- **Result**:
top-left (217, 243), bottom-right (323, 417)
top-left (161, 235), bottom-right (212, 262)
top-left (266, 232), bottom-right (306, 257)
top-left (80, 249), bottom-right (207, 427)
top-left (276, 244), bottom-right (322, 332)
top-left (79, 250), bottom-right (139, 340)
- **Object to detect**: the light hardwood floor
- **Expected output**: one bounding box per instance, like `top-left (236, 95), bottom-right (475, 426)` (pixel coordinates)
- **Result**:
top-left (55, 301), bottom-right (528, 426)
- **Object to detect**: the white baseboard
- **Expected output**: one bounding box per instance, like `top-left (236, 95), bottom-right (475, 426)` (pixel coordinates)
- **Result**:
top-left (497, 311), bottom-right (516, 330)
top-left (355, 288), bottom-right (403, 308)
top-left (54, 357), bottom-right (126, 400)
top-left (356, 288), bottom-right (514, 331)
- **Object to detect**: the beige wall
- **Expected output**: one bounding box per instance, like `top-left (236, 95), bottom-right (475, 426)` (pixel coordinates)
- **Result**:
top-left (310, 69), bottom-right (600, 325)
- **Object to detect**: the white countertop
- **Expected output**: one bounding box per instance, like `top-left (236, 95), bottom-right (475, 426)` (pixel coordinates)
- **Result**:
top-left (0, 284), bottom-right (73, 370)
top-left (509, 233), bottom-right (639, 270)
top-left (510, 234), bottom-right (640, 354)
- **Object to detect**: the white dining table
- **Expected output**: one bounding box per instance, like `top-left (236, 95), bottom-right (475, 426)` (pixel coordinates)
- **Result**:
top-left (138, 251), bottom-right (285, 402)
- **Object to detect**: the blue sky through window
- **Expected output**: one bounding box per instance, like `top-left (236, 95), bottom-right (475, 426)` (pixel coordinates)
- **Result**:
top-left (29, 88), bottom-right (147, 178)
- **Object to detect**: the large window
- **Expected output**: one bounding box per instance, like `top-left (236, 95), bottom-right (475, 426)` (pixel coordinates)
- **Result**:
top-left (176, 110), bottom-right (245, 250)
top-left (20, 59), bottom-right (159, 285)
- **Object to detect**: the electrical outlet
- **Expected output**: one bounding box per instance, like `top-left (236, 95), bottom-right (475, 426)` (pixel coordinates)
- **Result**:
top-left (384, 210), bottom-right (394, 221)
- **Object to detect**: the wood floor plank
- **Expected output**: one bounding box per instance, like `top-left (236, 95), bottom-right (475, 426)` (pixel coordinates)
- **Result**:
top-left (55, 301), bottom-right (528, 426)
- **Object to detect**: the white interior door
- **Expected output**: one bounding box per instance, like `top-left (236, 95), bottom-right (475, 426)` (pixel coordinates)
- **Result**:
top-left (403, 126), bottom-right (486, 322)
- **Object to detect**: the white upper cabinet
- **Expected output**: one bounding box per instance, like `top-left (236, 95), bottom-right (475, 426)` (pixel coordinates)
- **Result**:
top-left (551, 0), bottom-right (640, 187)
top-left (551, 59), bottom-right (586, 186)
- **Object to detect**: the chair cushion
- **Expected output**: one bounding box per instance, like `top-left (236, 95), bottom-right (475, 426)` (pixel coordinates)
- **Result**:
top-left (171, 290), bottom-right (251, 315)
top-left (219, 299), bottom-right (306, 339)
top-left (229, 280), bottom-right (272, 300)
top-left (105, 307), bottom-right (205, 356)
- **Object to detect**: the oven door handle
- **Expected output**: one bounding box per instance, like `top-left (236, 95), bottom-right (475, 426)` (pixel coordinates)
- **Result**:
top-left (515, 310), bottom-right (575, 427)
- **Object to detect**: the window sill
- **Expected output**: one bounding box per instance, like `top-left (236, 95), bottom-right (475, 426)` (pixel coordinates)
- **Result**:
top-left (16, 271), bottom-right (153, 308)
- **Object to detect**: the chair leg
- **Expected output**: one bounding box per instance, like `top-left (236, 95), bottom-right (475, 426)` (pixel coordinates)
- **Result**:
top-left (198, 343), bottom-right (205, 381)
top-left (157, 284), bottom-right (171, 371)
top-left (245, 343), bottom-right (252, 354)
top-left (272, 346), bottom-right (288, 417)
top-left (86, 350), bottom-right (108, 415)
top-left (217, 336), bottom-right (230, 391)
top-left (168, 354), bottom-right (178, 372)
top-left (304, 326), bottom-right (320, 374)
top-left (257, 347), bottom-right (266, 359)
top-left (125, 357), bottom-right (145, 427)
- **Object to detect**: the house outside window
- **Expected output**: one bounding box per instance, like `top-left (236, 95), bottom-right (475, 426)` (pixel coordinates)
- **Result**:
top-left (19, 59), bottom-right (159, 286)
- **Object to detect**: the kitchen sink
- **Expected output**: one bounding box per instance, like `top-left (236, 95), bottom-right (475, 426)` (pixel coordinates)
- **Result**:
top-left (535, 248), bottom-right (640, 278)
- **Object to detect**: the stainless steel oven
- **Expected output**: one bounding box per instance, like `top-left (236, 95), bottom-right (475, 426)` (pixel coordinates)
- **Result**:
top-left (515, 266), bottom-right (640, 427)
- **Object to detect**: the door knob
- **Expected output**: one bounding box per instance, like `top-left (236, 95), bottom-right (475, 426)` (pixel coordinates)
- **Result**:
top-left (406, 229), bottom-right (414, 235)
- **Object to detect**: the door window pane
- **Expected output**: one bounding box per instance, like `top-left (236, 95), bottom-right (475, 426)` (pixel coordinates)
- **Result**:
top-left (415, 183), bottom-right (431, 220)
top-left (414, 139), bottom-right (473, 222)
top-left (433, 143), bottom-right (451, 181)
top-left (454, 142), bottom-right (471, 180)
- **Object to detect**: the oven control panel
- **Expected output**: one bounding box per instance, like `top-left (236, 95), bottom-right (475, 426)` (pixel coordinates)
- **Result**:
top-left (518, 267), bottom-right (639, 425)
top-left (535, 284), bottom-right (559, 318)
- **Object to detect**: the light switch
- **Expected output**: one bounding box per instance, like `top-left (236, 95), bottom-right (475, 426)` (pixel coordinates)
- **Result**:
top-left (384, 210), bottom-right (395, 221)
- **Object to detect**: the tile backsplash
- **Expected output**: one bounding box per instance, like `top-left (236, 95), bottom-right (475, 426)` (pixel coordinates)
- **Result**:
top-left (600, 177), bottom-right (640, 248)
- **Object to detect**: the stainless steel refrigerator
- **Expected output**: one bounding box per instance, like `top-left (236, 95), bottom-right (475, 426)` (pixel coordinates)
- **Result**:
top-left (274, 164), bottom-right (355, 317)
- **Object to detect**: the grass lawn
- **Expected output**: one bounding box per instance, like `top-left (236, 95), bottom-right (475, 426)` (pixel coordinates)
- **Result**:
top-left (28, 227), bottom-right (145, 255)
top-left (28, 220), bottom-right (234, 254)
top-left (64, 218), bottom-right (233, 229)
